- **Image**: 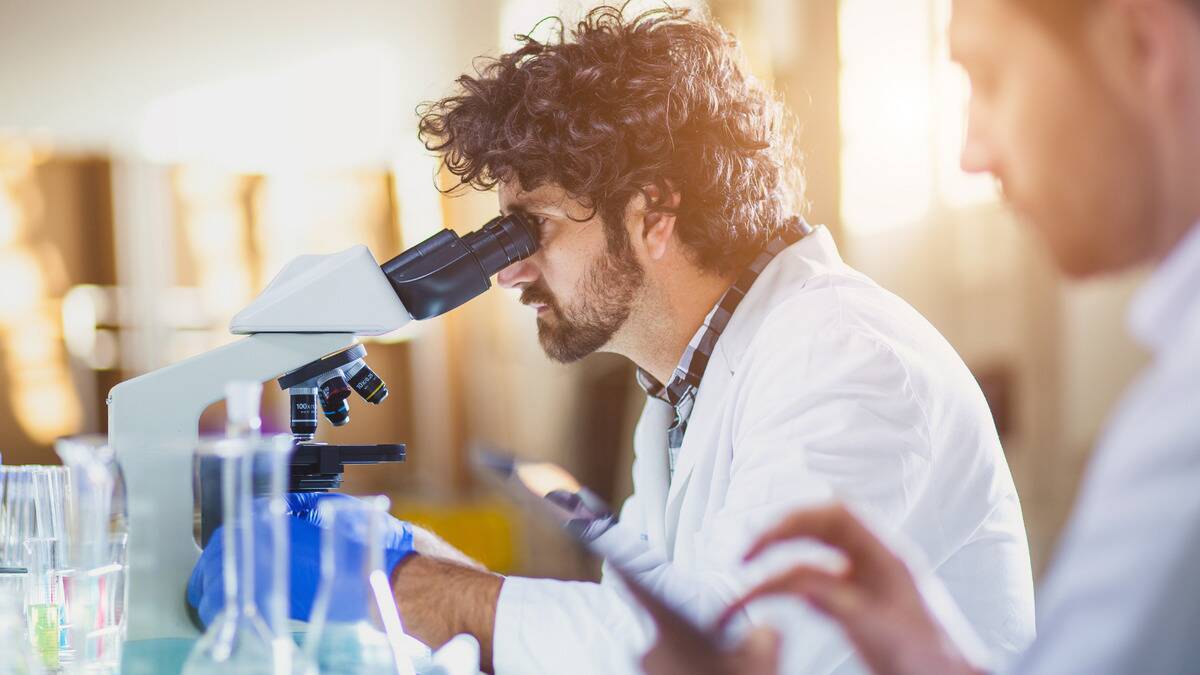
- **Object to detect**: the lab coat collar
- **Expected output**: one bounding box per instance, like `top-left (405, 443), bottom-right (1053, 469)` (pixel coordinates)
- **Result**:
top-left (663, 226), bottom-right (847, 522)
top-left (1129, 221), bottom-right (1200, 354)
top-left (702, 225), bottom-right (847, 370)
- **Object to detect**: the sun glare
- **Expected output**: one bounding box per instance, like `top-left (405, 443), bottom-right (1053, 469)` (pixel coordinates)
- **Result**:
top-left (840, 0), bottom-right (997, 237)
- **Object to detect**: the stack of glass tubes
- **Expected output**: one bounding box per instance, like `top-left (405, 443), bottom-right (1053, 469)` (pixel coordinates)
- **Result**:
top-left (0, 437), bottom-right (128, 675)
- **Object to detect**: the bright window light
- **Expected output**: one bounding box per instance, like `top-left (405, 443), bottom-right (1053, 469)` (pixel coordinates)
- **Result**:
top-left (840, 0), bottom-right (997, 237)
top-left (499, 0), bottom-right (706, 50)
top-left (140, 45), bottom-right (402, 172)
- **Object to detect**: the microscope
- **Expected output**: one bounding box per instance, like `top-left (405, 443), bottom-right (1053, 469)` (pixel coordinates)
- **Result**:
top-left (107, 212), bottom-right (538, 642)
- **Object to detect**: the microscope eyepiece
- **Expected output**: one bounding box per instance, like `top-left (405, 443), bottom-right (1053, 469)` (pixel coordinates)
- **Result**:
top-left (461, 212), bottom-right (540, 277)
top-left (381, 212), bottom-right (539, 320)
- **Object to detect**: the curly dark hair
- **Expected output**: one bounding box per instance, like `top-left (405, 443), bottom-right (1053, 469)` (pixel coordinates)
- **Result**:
top-left (417, 4), bottom-right (804, 274)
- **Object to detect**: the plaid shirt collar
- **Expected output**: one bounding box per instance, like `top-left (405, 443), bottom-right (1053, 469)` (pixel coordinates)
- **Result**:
top-left (636, 217), bottom-right (814, 462)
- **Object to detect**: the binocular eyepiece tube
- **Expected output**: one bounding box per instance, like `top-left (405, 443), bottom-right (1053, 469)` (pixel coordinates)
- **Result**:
top-left (381, 211), bottom-right (539, 321)
top-left (281, 212), bottom-right (540, 441)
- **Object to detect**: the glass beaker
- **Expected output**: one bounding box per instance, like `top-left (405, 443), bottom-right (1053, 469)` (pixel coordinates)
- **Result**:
top-left (24, 538), bottom-right (65, 671)
top-left (182, 435), bottom-right (313, 675)
top-left (304, 496), bottom-right (418, 675)
top-left (2, 467), bottom-right (68, 571)
top-left (56, 435), bottom-right (125, 675)
top-left (0, 580), bottom-right (45, 675)
top-left (1, 467), bottom-right (34, 594)
top-left (7, 467), bottom-right (72, 667)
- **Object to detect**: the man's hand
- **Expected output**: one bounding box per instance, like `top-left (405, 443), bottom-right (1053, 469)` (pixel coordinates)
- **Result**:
top-left (187, 494), bottom-right (416, 627)
top-left (294, 494), bottom-right (503, 671)
top-left (641, 625), bottom-right (781, 675)
top-left (284, 493), bottom-right (415, 575)
top-left (716, 504), bottom-right (982, 675)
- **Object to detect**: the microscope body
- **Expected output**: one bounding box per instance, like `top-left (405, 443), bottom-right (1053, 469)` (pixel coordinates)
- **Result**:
top-left (108, 246), bottom-right (410, 640)
top-left (107, 213), bottom-right (538, 642)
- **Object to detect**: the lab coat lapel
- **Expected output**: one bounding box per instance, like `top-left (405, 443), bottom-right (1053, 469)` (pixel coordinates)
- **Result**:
top-left (633, 397), bottom-right (673, 552)
top-left (662, 354), bottom-right (729, 544)
top-left (660, 229), bottom-right (843, 542)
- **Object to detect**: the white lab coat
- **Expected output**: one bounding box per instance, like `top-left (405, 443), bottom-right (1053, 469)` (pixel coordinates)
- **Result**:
top-left (492, 227), bottom-right (1035, 674)
top-left (1013, 222), bottom-right (1200, 674)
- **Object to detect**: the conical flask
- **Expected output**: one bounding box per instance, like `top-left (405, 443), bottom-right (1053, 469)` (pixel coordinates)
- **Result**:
top-left (304, 496), bottom-right (419, 675)
top-left (182, 433), bottom-right (313, 675)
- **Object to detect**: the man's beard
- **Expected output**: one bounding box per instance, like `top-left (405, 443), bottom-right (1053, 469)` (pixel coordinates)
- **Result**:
top-left (520, 245), bottom-right (645, 363)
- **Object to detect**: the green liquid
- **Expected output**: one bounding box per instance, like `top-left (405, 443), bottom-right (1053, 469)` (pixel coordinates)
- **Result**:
top-left (27, 603), bottom-right (61, 668)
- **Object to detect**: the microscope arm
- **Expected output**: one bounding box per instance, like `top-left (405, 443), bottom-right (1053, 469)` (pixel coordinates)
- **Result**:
top-left (109, 213), bottom-right (539, 643)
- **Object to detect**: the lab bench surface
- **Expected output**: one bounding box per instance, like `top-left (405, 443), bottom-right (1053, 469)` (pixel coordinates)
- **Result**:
top-left (121, 639), bottom-right (195, 674)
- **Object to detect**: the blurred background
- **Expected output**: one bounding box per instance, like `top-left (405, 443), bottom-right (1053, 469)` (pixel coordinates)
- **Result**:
top-left (0, 0), bottom-right (1147, 584)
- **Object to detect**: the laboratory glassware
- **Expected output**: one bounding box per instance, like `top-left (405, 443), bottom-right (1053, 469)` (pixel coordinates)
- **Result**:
top-left (182, 432), bottom-right (313, 675)
top-left (24, 538), bottom-right (64, 670)
top-left (3, 467), bottom-right (71, 668)
top-left (425, 634), bottom-right (481, 675)
top-left (56, 436), bottom-right (125, 675)
top-left (0, 466), bottom-right (35, 587)
top-left (0, 580), bottom-right (45, 675)
top-left (304, 496), bottom-right (419, 675)
top-left (2, 466), bottom-right (71, 554)
top-left (1, 467), bottom-right (63, 572)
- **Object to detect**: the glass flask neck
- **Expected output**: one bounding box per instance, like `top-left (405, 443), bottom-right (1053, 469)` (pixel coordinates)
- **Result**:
top-left (221, 448), bottom-right (257, 619)
top-left (320, 504), bottom-right (387, 626)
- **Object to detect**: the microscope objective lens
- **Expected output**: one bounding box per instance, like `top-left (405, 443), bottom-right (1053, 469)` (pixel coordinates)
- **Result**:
top-left (318, 373), bottom-right (352, 426)
top-left (345, 360), bottom-right (388, 404)
top-left (290, 388), bottom-right (319, 439)
top-left (319, 372), bottom-right (352, 404)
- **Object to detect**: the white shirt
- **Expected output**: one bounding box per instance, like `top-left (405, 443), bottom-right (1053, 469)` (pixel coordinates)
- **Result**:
top-left (492, 228), bottom-right (1035, 674)
top-left (1013, 222), bottom-right (1200, 674)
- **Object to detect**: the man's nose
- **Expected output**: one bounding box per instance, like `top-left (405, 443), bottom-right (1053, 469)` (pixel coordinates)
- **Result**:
top-left (497, 258), bottom-right (538, 289)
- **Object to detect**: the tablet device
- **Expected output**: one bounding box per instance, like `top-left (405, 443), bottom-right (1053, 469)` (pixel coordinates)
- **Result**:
top-left (472, 448), bottom-right (718, 650)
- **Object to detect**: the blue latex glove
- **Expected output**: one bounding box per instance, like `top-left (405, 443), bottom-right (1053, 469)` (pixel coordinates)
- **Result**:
top-left (187, 493), bottom-right (414, 628)
top-left (284, 492), bottom-right (415, 573)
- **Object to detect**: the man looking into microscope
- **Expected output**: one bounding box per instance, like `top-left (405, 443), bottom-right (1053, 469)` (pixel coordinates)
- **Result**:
top-left (190, 6), bottom-right (1035, 673)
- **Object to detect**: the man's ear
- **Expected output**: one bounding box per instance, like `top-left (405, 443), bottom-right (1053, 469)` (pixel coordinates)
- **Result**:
top-left (640, 183), bottom-right (682, 261)
top-left (1092, 0), bottom-right (1189, 111)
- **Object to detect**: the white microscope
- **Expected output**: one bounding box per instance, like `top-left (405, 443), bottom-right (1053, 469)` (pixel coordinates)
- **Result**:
top-left (107, 213), bottom-right (538, 643)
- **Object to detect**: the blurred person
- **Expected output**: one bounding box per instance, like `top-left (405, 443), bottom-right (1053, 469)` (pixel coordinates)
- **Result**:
top-left (642, 0), bottom-right (1200, 673)
top-left (188, 6), bottom-right (1035, 673)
